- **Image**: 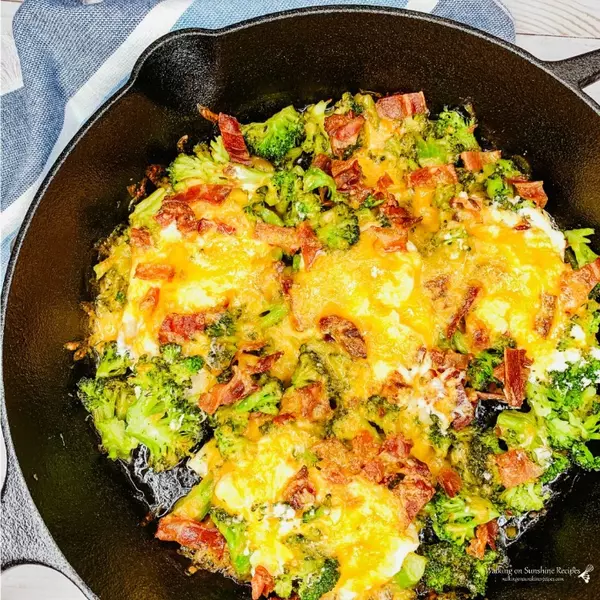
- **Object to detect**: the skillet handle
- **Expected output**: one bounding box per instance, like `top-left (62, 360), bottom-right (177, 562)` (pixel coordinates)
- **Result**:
top-left (0, 427), bottom-right (93, 597)
top-left (545, 48), bottom-right (600, 89)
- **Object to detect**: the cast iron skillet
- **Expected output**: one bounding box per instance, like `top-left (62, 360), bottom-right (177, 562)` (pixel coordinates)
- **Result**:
top-left (2, 6), bottom-right (600, 600)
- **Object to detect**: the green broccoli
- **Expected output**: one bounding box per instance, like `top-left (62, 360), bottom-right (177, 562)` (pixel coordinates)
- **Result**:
top-left (209, 136), bottom-right (230, 163)
top-left (564, 228), bottom-right (598, 269)
top-left (205, 311), bottom-right (237, 338)
top-left (315, 204), bottom-right (360, 251)
top-left (168, 153), bottom-right (229, 192)
top-left (496, 410), bottom-right (550, 458)
top-left (360, 395), bottom-right (402, 436)
top-left (258, 302), bottom-right (289, 329)
top-left (171, 473), bottom-right (215, 521)
top-left (500, 482), bottom-right (546, 513)
top-left (303, 167), bottom-right (337, 199)
top-left (96, 341), bottom-right (130, 378)
top-left (428, 414), bottom-right (452, 454)
top-left (230, 164), bottom-right (274, 193)
top-left (296, 557), bottom-right (340, 600)
top-left (466, 345), bottom-right (507, 391)
top-left (242, 106), bottom-right (304, 163)
top-left (433, 109), bottom-right (479, 155)
top-left (333, 92), bottom-right (362, 115)
top-left (207, 337), bottom-right (237, 372)
top-left (210, 508), bottom-right (251, 576)
top-left (415, 136), bottom-right (452, 167)
top-left (129, 188), bottom-right (166, 230)
top-left (302, 100), bottom-right (331, 156)
top-left (353, 93), bottom-right (379, 127)
top-left (427, 492), bottom-right (499, 545)
top-left (422, 541), bottom-right (498, 596)
top-left (540, 453), bottom-right (571, 483)
top-left (393, 552), bottom-right (428, 589)
top-left (245, 202), bottom-right (285, 226)
top-left (211, 407), bottom-right (249, 459)
top-left (235, 378), bottom-right (283, 415)
top-left (483, 159), bottom-right (523, 208)
top-left (271, 168), bottom-right (322, 226)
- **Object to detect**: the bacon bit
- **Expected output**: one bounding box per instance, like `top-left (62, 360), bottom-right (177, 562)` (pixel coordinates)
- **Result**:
top-left (394, 477), bottom-right (436, 528)
top-left (471, 326), bottom-right (490, 351)
top-left (171, 183), bottom-right (233, 205)
top-left (176, 134), bottom-right (189, 154)
top-left (199, 366), bottom-right (259, 415)
top-left (198, 105), bottom-right (219, 123)
top-left (371, 226), bottom-right (408, 252)
top-left (460, 150), bottom-right (501, 171)
top-left (251, 566), bottom-right (275, 600)
top-left (273, 413), bottom-right (296, 425)
top-left (297, 221), bottom-right (323, 270)
top-left (140, 287), bottom-right (159, 312)
top-left (246, 351), bottom-right (284, 375)
top-left (130, 227), bottom-right (153, 249)
top-left (280, 382), bottom-right (333, 422)
top-left (128, 177), bottom-right (148, 201)
top-left (362, 459), bottom-right (386, 483)
top-left (313, 438), bottom-right (360, 479)
top-left (324, 113), bottom-right (365, 158)
top-left (495, 449), bottom-right (543, 488)
top-left (158, 312), bottom-right (206, 345)
top-left (447, 286), bottom-right (480, 338)
top-left (380, 197), bottom-right (423, 230)
top-left (283, 466), bottom-right (316, 510)
top-left (312, 153), bottom-right (332, 175)
top-left (281, 275), bottom-right (294, 297)
top-left (375, 92), bottom-right (427, 120)
top-left (254, 222), bottom-right (301, 254)
top-left (319, 315), bottom-right (367, 359)
top-left (424, 275), bottom-right (449, 301)
top-left (535, 293), bottom-right (557, 338)
top-left (352, 430), bottom-right (382, 462)
top-left (218, 113), bottom-right (251, 165)
top-left (331, 158), bottom-right (363, 192)
top-left (377, 173), bottom-right (394, 191)
top-left (197, 219), bottom-right (237, 236)
top-left (134, 263), bottom-right (175, 281)
top-left (156, 515), bottom-right (225, 557)
top-left (451, 383), bottom-right (475, 430)
top-left (155, 199), bottom-right (197, 234)
top-left (485, 519), bottom-right (499, 551)
top-left (146, 164), bottom-right (165, 186)
top-left (504, 348), bottom-right (529, 408)
top-left (438, 467), bottom-right (462, 498)
top-left (511, 180), bottom-right (548, 208)
top-left (408, 165), bottom-right (458, 189)
top-left (466, 523), bottom-right (488, 559)
top-left (560, 258), bottom-right (600, 314)
top-left (380, 370), bottom-right (409, 398)
top-left (476, 391), bottom-right (507, 401)
top-left (450, 194), bottom-right (483, 213)
top-left (514, 219), bottom-right (531, 231)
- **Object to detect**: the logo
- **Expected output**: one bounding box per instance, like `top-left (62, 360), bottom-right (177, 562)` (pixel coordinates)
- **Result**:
top-left (578, 564), bottom-right (594, 584)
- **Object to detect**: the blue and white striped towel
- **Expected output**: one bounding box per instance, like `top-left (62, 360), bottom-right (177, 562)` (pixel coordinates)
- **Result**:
top-left (0, 0), bottom-right (515, 279)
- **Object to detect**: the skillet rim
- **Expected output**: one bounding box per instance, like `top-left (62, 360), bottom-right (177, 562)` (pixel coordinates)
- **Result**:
top-left (1, 4), bottom-right (599, 596)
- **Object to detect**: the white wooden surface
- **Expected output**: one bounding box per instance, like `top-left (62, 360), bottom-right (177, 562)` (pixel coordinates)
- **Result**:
top-left (1, 0), bottom-right (599, 598)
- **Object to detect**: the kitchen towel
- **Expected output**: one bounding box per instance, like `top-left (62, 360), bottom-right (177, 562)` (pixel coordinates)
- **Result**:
top-left (0, 0), bottom-right (515, 278)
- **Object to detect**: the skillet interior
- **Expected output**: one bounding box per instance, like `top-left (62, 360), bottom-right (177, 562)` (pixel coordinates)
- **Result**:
top-left (3, 9), bottom-right (600, 600)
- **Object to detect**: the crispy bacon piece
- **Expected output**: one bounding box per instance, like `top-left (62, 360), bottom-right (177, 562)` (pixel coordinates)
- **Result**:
top-left (394, 477), bottom-right (436, 528)
top-left (352, 430), bottom-right (382, 462)
top-left (371, 226), bottom-right (408, 252)
top-left (460, 151), bottom-right (501, 171)
top-left (198, 105), bottom-right (219, 123)
top-left (254, 222), bottom-right (301, 254)
top-left (380, 434), bottom-right (413, 459)
top-left (146, 164), bottom-right (165, 186)
top-left (380, 370), bottom-right (409, 397)
top-left (155, 199), bottom-right (197, 234)
top-left (362, 459), bottom-right (386, 483)
top-left (438, 467), bottom-right (462, 498)
top-left (495, 449), bottom-right (543, 488)
top-left (377, 173), bottom-right (394, 192)
top-left (197, 219), bottom-right (237, 236)
top-left (466, 520), bottom-right (498, 559)
top-left (535, 293), bottom-right (557, 338)
top-left (503, 348), bottom-right (529, 408)
top-left (424, 275), bottom-right (449, 301)
top-left (246, 351), bottom-right (284, 375)
top-left (408, 165), bottom-right (458, 189)
top-left (560, 258), bottom-right (600, 314)
top-left (380, 198), bottom-right (422, 229)
top-left (128, 177), bottom-right (148, 201)
top-left (429, 349), bottom-right (470, 372)
top-left (451, 383), bottom-right (475, 430)
top-left (283, 466), bottom-right (316, 509)
top-left (447, 286), bottom-right (480, 338)
top-left (218, 113), bottom-right (251, 165)
top-left (273, 413), bottom-right (295, 426)
top-left (450, 194), bottom-right (483, 213)
top-left (297, 221), bottom-right (323, 270)
top-left (280, 382), bottom-right (333, 422)
top-left (156, 515), bottom-right (225, 557)
top-left (330, 158), bottom-right (363, 192)
top-left (130, 227), bottom-right (153, 249)
top-left (140, 287), bottom-right (159, 312)
top-left (324, 113), bottom-right (365, 158)
top-left (375, 92), bottom-right (427, 120)
top-left (199, 366), bottom-right (259, 415)
top-left (510, 179), bottom-right (548, 208)
top-left (319, 315), bottom-right (367, 359)
top-left (251, 566), bottom-right (275, 600)
top-left (170, 183), bottom-right (233, 205)
top-left (158, 312), bottom-right (206, 345)
top-left (312, 153), bottom-right (332, 175)
top-left (476, 391), bottom-right (507, 401)
top-left (134, 263), bottom-right (175, 282)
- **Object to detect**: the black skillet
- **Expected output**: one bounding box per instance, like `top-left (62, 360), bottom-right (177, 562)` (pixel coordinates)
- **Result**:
top-left (2, 6), bottom-right (600, 600)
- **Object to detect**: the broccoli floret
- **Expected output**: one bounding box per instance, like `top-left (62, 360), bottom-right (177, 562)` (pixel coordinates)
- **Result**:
top-left (540, 453), bottom-right (571, 483)
top-left (427, 492), bottom-right (499, 545)
top-left (230, 164), bottom-right (274, 194)
top-left (302, 100), bottom-right (331, 156)
top-left (209, 136), bottom-right (230, 163)
top-left (433, 109), bottom-right (479, 154)
top-left (129, 188), bottom-right (166, 230)
top-left (258, 302), bottom-right (289, 329)
top-left (205, 311), bottom-right (237, 338)
top-left (500, 482), bottom-right (546, 513)
top-left (210, 508), bottom-right (251, 576)
top-left (564, 228), bottom-right (598, 269)
top-left (416, 136), bottom-right (452, 167)
top-left (571, 442), bottom-right (600, 470)
top-left (211, 407), bottom-right (249, 459)
top-left (168, 153), bottom-right (230, 192)
top-left (77, 378), bottom-right (137, 460)
top-left (483, 159), bottom-right (523, 208)
top-left (467, 346), bottom-right (505, 391)
top-left (303, 167), bottom-right (337, 199)
top-left (296, 557), bottom-right (340, 600)
top-left (96, 341), bottom-right (130, 378)
top-left (245, 202), bottom-right (284, 226)
top-left (393, 552), bottom-right (427, 589)
top-left (496, 410), bottom-right (550, 456)
top-left (315, 204), bottom-right (359, 251)
top-left (329, 408), bottom-right (378, 442)
top-left (235, 378), bottom-right (283, 415)
top-left (422, 542), bottom-right (497, 596)
top-left (271, 168), bottom-right (322, 226)
top-left (360, 395), bottom-right (402, 436)
top-left (428, 414), bottom-right (452, 454)
top-left (334, 92), bottom-right (362, 115)
top-left (171, 473), bottom-right (215, 520)
top-left (207, 337), bottom-right (237, 372)
top-left (242, 106), bottom-right (304, 163)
